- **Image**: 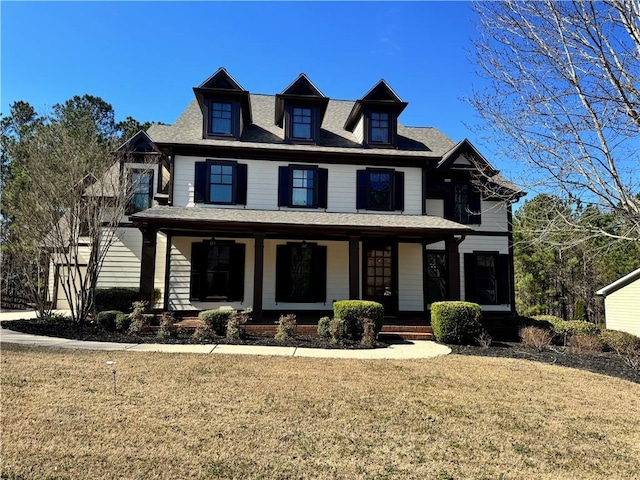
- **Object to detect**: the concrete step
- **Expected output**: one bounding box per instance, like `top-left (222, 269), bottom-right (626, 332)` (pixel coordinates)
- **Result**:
top-left (378, 331), bottom-right (434, 341)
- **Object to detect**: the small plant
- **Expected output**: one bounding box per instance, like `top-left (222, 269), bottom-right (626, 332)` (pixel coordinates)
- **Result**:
top-left (477, 330), bottom-right (493, 349)
top-left (199, 309), bottom-right (235, 336)
top-left (96, 310), bottom-right (122, 331)
top-left (192, 324), bottom-right (215, 343)
top-left (431, 301), bottom-right (482, 345)
top-left (329, 317), bottom-right (347, 343)
top-left (275, 314), bottom-right (297, 341)
top-left (519, 326), bottom-right (552, 352)
top-left (317, 316), bottom-right (331, 338)
top-left (360, 318), bottom-right (376, 348)
top-left (127, 300), bottom-right (150, 335)
top-left (156, 311), bottom-right (177, 342)
top-left (568, 333), bottom-right (603, 355)
top-left (226, 314), bottom-right (243, 342)
top-left (115, 312), bottom-right (131, 332)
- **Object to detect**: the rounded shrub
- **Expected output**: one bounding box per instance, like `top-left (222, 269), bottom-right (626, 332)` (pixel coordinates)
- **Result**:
top-left (600, 329), bottom-right (640, 355)
top-left (431, 301), bottom-right (482, 345)
top-left (329, 317), bottom-right (347, 343)
top-left (275, 314), bottom-right (297, 341)
top-left (317, 316), bottom-right (331, 338)
top-left (94, 287), bottom-right (139, 313)
top-left (199, 309), bottom-right (235, 336)
top-left (96, 310), bottom-right (123, 331)
top-left (333, 300), bottom-right (385, 339)
top-left (115, 312), bottom-right (131, 332)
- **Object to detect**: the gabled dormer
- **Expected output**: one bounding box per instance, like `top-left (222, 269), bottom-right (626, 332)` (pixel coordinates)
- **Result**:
top-left (344, 80), bottom-right (408, 148)
top-left (275, 74), bottom-right (329, 144)
top-left (193, 68), bottom-right (252, 140)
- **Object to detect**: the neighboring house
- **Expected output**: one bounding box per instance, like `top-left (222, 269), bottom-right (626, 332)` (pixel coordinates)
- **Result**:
top-left (596, 268), bottom-right (640, 337)
top-left (50, 68), bottom-right (524, 321)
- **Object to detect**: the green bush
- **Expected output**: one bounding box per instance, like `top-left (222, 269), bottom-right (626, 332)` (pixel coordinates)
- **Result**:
top-left (573, 298), bottom-right (588, 322)
top-left (329, 317), bottom-right (347, 342)
top-left (226, 314), bottom-right (243, 342)
top-left (275, 314), bottom-right (297, 341)
top-left (555, 320), bottom-right (600, 337)
top-left (532, 314), bottom-right (565, 327)
top-left (115, 312), bottom-right (131, 332)
top-left (333, 300), bottom-right (385, 339)
top-left (431, 301), bottom-right (482, 345)
top-left (192, 324), bottom-right (215, 343)
top-left (317, 316), bottom-right (331, 338)
top-left (199, 309), bottom-right (235, 336)
top-left (94, 288), bottom-right (139, 313)
top-left (96, 310), bottom-right (123, 331)
top-left (600, 329), bottom-right (640, 355)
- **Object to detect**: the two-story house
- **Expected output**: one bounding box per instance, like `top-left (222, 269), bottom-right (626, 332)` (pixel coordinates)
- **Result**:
top-left (50, 68), bottom-right (523, 322)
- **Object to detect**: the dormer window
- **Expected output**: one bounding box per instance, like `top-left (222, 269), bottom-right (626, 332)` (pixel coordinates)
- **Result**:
top-left (370, 112), bottom-right (390, 143)
top-left (211, 102), bottom-right (233, 135)
top-left (292, 107), bottom-right (313, 140)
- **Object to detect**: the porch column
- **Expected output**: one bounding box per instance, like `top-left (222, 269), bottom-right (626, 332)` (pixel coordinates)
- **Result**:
top-left (252, 233), bottom-right (265, 321)
top-left (349, 235), bottom-right (360, 299)
top-left (140, 226), bottom-right (158, 312)
top-left (446, 236), bottom-right (461, 300)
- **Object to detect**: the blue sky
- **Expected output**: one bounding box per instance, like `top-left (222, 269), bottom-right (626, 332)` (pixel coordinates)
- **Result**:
top-left (2, 2), bottom-right (508, 171)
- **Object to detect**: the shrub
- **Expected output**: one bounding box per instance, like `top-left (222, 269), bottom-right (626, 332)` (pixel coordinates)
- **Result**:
top-left (192, 324), bottom-right (215, 343)
top-left (360, 318), bottom-right (376, 348)
top-left (568, 333), bottom-right (603, 355)
top-left (96, 310), bottom-right (123, 331)
top-left (94, 287), bottom-right (139, 313)
top-left (329, 317), bottom-right (347, 342)
top-left (39, 312), bottom-right (72, 323)
top-left (317, 316), bottom-right (331, 338)
top-left (334, 300), bottom-right (384, 336)
top-left (226, 314), bottom-right (243, 342)
top-left (477, 330), bottom-right (493, 349)
top-left (128, 301), bottom-right (150, 334)
top-left (199, 309), bottom-right (235, 336)
top-left (517, 315), bottom-right (554, 331)
top-left (573, 298), bottom-right (588, 322)
top-left (600, 329), bottom-right (640, 355)
top-left (532, 314), bottom-right (565, 328)
top-left (115, 312), bottom-right (131, 332)
top-left (431, 301), bottom-right (482, 345)
top-left (156, 312), bottom-right (177, 342)
top-left (275, 314), bottom-right (297, 341)
top-left (520, 326), bottom-right (553, 352)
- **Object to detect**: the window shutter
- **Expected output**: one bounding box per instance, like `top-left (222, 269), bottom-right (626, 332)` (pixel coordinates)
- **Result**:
top-left (229, 243), bottom-right (246, 301)
top-left (356, 170), bottom-right (368, 210)
top-left (278, 166), bottom-right (291, 207)
top-left (275, 244), bottom-right (290, 302)
top-left (443, 185), bottom-right (455, 220)
top-left (235, 163), bottom-right (248, 205)
top-left (464, 253), bottom-right (476, 303)
top-left (469, 187), bottom-right (482, 224)
top-left (190, 242), bottom-right (206, 300)
top-left (497, 254), bottom-right (510, 305)
top-left (393, 171), bottom-right (404, 211)
top-left (194, 162), bottom-right (207, 203)
top-left (317, 168), bottom-right (328, 209)
top-left (312, 245), bottom-right (327, 302)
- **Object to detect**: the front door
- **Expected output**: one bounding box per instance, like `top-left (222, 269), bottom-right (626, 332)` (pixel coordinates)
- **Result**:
top-left (363, 241), bottom-right (398, 316)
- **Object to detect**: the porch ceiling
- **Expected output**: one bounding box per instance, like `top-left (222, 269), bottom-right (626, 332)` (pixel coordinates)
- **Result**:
top-left (131, 206), bottom-right (472, 238)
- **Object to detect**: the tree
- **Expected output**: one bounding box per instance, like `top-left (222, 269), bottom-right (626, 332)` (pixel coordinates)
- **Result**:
top-left (1, 96), bottom-right (153, 323)
top-left (470, 0), bottom-right (640, 246)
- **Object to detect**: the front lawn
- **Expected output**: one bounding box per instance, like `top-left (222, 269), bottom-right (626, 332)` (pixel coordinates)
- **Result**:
top-left (1, 344), bottom-right (639, 479)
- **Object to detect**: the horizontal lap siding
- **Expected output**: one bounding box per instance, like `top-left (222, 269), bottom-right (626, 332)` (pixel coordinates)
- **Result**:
top-left (172, 155), bottom-right (422, 214)
top-left (605, 281), bottom-right (640, 337)
top-left (97, 228), bottom-right (143, 289)
top-left (425, 199), bottom-right (508, 232)
top-left (398, 243), bottom-right (424, 312)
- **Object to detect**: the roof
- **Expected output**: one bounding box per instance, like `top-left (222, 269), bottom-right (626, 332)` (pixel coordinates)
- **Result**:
top-left (147, 94), bottom-right (456, 158)
top-left (596, 268), bottom-right (640, 296)
top-left (131, 206), bottom-right (472, 235)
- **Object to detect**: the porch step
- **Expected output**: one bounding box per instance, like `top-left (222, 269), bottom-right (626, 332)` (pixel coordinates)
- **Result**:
top-left (378, 331), bottom-right (434, 341)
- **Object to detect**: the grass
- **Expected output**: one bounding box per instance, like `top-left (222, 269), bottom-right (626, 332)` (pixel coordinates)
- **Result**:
top-left (1, 343), bottom-right (639, 479)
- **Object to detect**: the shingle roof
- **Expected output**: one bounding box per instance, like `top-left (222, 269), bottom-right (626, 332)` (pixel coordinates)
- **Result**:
top-left (131, 206), bottom-right (472, 233)
top-left (147, 94), bottom-right (456, 158)
top-left (596, 268), bottom-right (640, 296)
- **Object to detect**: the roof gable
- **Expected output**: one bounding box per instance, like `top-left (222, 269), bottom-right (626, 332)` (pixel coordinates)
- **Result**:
top-left (193, 68), bottom-right (253, 125)
top-left (198, 67), bottom-right (245, 91)
top-left (361, 79), bottom-right (403, 103)
top-left (344, 79), bottom-right (408, 132)
top-left (596, 268), bottom-right (640, 296)
top-left (280, 73), bottom-right (326, 97)
top-left (116, 130), bottom-right (161, 154)
top-left (275, 73), bottom-right (329, 127)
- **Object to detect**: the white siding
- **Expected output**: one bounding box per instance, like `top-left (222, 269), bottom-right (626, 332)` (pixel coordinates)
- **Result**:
top-left (154, 233), bottom-right (167, 308)
top-left (353, 116), bottom-right (364, 144)
top-left (97, 228), bottom-right (143, 288)
top-left (398, 243), bottom-right (424, 312)
top-left (172, 155), bottom-right (423, 215)
top-left (605, 280), bottom-right (640, 337)
top-left (425, 198), bottom-right (508, 233)
top-left (168, 237), bottom-right (254, 311)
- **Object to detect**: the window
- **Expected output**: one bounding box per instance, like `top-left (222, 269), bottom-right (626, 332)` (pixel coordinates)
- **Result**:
top-left (276, 243), bottom-right (327, 303)
top-left (190, 241), bottom-right (245, 302)
top-left (356, 169), bottom-right (404, 211)
top-left (425, 252), bottom-right (448, 304)
top-left (370, 112), bottom-right (390, 143)
top-left (194, 160), bottom-right (247, 205)
top-left (278, 165), bottom-right (328, 209)
top-left (126, 169), bottom-right (154, 215)
top-left (292, 107), bottom-right (312, 139)
top-left (445, 183), bottom-right (481, 224)
top-left (464, 252), bottom-right (510, 305)
top-left (210, 102), bottom-right (232, 135)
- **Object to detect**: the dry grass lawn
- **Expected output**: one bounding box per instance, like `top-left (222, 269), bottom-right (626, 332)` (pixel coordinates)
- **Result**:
top-left (1, 343), bottom-right (639, 480)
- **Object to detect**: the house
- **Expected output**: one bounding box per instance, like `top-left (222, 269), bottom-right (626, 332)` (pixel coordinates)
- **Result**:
top-left (596, 268), bottom-right (640, 337)
top-left (50, 68), bottom-right (524, 322)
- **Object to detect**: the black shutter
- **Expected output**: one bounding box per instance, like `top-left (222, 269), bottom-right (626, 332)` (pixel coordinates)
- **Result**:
top-left (443, 184), bottom-right (455, 220)
top-left (393, 171), bottom-right (404, 211)
top-left (194, 162), bottom-right (207, 203)
top-left (229, 243), bottom-right (246, 301)
top-left (190, 242), bottom-right (206, 300)
top-left (235, 163), bottom-right (248, 205)
top-left (313, 245), bottom-right (327, 302)
top-left (356, 170), bottom-right (368, 210)
top-left (469, 187), bottom-right (481, 224)
top-left (317, 168), bottom-right (328, 209)
top-left (275, 245), bottom-right (290, 302)
top-left (464, 253), bottom-right (476, 303)
top-left (497, 254), bottom-right (510, 305)
top-left (278, 166), bottom-right (291, 207)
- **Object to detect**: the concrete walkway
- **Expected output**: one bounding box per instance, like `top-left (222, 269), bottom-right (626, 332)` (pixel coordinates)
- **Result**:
top-left (0, 310), bottom-right (451, 359)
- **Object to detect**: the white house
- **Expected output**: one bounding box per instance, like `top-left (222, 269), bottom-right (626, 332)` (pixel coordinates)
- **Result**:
top-left (596, 268), bottom-right (640, 337)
